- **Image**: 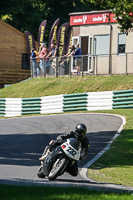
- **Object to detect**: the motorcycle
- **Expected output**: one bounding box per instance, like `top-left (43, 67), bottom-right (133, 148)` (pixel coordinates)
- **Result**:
top-left (37, 138), bottom-right (81, 180)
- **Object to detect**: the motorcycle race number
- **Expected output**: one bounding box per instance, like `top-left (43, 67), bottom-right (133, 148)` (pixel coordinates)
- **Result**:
top-left (61, 142), bottom-right (80, 161)
top-left (67, 146), bottom-right (77, 157)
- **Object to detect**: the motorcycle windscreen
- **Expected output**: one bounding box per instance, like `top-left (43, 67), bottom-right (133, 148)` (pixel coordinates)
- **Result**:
top-left (68, 138), bottom-right (81, 150)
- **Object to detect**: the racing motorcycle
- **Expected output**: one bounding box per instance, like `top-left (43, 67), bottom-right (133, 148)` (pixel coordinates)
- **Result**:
top-left (37, 138), bottom-right (81, 180)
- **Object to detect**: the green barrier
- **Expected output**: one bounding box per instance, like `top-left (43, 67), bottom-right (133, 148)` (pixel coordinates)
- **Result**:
top-left (113, 101), bottom-right (133, 106)
top-left (0, 107), bottom-right (5, 111)
top-left (22, 101), bottom-right (40, 105)
top-left (64, 93), bottom-right (87, 97)
top-left (113, 90), bottom-right (133, 94)
top-left (22, 107), bottom-right (41, 111)
top-left (113, 93), bottom-right (133, 98)
top-left (113, 105), bottom-right (133, 109)
top-left (64, 100), bottom-right (87, 105)
top-left (63, 93), bottom-right (88, 111)
top-left (0, 99), bottom-right (6, 106)
top-left (113, 97), bottom-right (133, 102)
top-left (22, 105), bottom-right (41, 108)
top-left (0, 98), bottom-right (6, 101)
top-left (22, 111), bottom-right (41, 115)
top-left (63, 103), bottom-right (87, 108)
top-left (113, 90), bottom-right (133, 109)
top-left (63, 107), bottom-right (87, 112)
top-left (0, 101), bottom-right (6, 104)
top-left (0, 111), bottom-right (5, 114)
top-left (22, 97), bottom-right (41, 101)
top-left (64, 96), bottom-right (88, 101)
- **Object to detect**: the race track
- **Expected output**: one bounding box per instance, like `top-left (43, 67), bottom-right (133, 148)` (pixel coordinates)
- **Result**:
top-left (0, 113), bottom-right (132, 192)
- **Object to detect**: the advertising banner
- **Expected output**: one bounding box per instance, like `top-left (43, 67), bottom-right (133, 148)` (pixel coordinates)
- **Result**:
top-left (48, 18), bottom-right (60, 53)
top-left (66, 28), bottom-right (73, 55)
top-left (56, 22), bottom-right (70, 57)
top-left (38, 20), bottom-right (47, 52)
top-left (70, 12), bottom-right (117, 26)
top-left (24, 31), bottom-right (35, 58)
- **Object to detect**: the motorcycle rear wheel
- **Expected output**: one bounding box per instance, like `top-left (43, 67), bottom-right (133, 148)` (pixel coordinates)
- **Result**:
top-left (37, 166), bottom-right (46, 178)
top-left (48, 157), bottom-right (68, 180)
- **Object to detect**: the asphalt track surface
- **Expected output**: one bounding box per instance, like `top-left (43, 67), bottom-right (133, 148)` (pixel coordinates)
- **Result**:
top-left (0, 113), bottom-right (133, 192)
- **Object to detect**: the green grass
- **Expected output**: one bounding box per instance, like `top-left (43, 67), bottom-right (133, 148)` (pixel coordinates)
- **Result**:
top-left (0, 75), bottom-right (133, 98)
top-left (0, 185), bottom-right (133, 200)
top-left (0, 75), bottom-right (133, 194)
top-left (87, 109), bottom-right (133, 186)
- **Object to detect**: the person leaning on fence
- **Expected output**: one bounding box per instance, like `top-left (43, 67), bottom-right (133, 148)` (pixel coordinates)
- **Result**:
top-left (47, 43), bottom-right (57, 74)
top-left (30, 48), bottom-right (37, 78)
top-left (74, 43), bottom-right (82, 74)
top-left (38, 43), bottom-right (47, 76)
top-left (59, 44), bottom-right (75, 67)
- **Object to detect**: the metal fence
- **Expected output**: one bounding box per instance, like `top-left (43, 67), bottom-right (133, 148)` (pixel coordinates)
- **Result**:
top-left (30, 52), bottom-right (133, 78)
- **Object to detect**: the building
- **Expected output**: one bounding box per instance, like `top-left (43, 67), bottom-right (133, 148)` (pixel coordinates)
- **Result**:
top-left (0, 20), bottom-right (37, 88)
top-left (69, 10), bottom-right (133, 75)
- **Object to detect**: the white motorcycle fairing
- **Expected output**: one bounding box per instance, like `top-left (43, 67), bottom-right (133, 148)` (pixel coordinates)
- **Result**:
top-left (61, 139), bottom-right (81, 161)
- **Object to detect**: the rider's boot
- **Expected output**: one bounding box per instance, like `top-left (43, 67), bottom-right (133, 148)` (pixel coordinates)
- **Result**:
top-left (39, 149), bottom-right (51, 161)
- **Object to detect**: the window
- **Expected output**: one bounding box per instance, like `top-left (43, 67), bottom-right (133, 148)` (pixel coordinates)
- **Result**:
top-left (22, 53), bottom-right (30, 69)
top-left (118, 33), bottom-right (126, 54)
top-left (93, 35), bottom-right (109, 55)
top-left (72, 37), bottom-right (79, 46)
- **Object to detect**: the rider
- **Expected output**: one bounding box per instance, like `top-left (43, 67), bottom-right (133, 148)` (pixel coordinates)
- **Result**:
top-left (39, 123), bottom-right (89, 176)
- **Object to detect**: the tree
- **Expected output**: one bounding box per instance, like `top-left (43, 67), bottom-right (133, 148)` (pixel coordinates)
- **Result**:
top-left (0, 0), bottom-right (96, 41)
top-left (84, 0), bottom-right (133, 32)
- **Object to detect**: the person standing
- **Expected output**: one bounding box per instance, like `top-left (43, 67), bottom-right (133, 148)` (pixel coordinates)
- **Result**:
top-left (38, 43), bottom-right (47, 75)
top-left (47, 44), bottom-right (57, 74)
top-left (30, 48), bottom-right (37, 78)
top-left (74, 43), bottom-right (82, 74)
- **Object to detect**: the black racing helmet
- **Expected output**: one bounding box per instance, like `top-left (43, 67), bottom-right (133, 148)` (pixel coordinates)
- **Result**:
top-left (75, 123), bottom-right (87, 140)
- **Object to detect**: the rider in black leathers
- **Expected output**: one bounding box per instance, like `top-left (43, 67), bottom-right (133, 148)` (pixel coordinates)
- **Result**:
top-left (40, 123), bottom-right (89, 177)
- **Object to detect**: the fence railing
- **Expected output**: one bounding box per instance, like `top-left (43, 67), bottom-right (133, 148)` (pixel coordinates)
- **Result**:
top-left (30, 52), bottom-right (133, 78)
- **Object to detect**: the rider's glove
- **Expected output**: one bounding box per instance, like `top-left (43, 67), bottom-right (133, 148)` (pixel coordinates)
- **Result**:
top-left (57, 136), bottom-right (62, 142)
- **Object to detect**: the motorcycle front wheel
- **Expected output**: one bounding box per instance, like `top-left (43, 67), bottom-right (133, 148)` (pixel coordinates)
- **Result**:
top-left (37, 166), bottom-right (46, 178)
top-left (48, 157), bottom-right (68, 180)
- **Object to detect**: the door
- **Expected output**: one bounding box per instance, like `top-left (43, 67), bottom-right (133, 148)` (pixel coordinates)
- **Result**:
top-left (80, 36), bottom-right (89, 72)
top-left (88, 36), bottom-right (94, 72)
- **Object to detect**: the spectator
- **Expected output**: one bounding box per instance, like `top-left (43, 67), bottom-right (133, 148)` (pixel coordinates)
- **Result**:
top-left (66, 44), bottom-right (75, 57)
top-left (34, 50), bottom-right (40, 76)
top-left (74, 43), bottom-right (82, 74)
top-left (30, 48), bottom-right (37, 77)
top-left (47, 44), bottom-right (57, 74)
top-left (59, 44), bottom-right (75, 68)
top-left (38, 43), bottom-right (47, 75)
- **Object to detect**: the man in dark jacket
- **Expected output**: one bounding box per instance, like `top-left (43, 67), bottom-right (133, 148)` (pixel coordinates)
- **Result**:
top-left (39, 123), bottom-right (89, 176)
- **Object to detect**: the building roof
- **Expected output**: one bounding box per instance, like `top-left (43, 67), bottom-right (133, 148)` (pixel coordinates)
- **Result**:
top-left (0, 19), bottom-right (38, 45)
top-left (69, 10), bottom-right (113, 16)
top-left (0, 19), bottom-right (26, 37)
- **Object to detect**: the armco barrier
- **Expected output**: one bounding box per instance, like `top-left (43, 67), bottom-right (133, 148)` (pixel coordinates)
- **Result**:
top-left (0, 98), bottom-right (6, 117)
top-left (22, 97), bottom-right (41, 115)
top-left (87, 91), bottom-right (113, 111)
top-left (41, 95), bottom-right (63, 114)
top-left (5, 98), bottom-right (22, 117)
top-left (113, 90), bottom-right (133, 109)
top-left (63, 93), bottom-right (88, 112)
top-left (0, 89), bottom-right (133, 117)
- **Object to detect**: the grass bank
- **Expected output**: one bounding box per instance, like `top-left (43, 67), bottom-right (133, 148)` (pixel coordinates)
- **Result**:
top-left (0, 75), bottom-right (133, 98)
top-left (88, 109), bottom-right (133, 187)
top-left (0, 185), bottom-right (133, 200)
top-left (0, 75), bottom-right (133, 190)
